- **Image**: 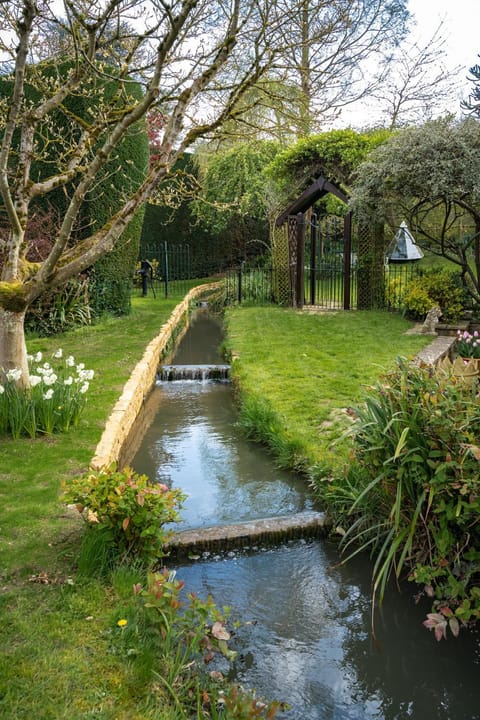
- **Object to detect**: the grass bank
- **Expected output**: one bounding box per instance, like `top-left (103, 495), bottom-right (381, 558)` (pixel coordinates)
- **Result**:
top-left (0, 284), bottom-right (223, 720)
top-left (224, 306), bottom-right (433, 479)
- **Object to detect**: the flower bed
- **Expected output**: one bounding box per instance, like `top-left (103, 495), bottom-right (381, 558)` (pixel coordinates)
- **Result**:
top-left (0, 349), bottom-right (93, 438)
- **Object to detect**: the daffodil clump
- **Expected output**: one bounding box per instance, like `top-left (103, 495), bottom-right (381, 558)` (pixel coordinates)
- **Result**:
top-left (0, 349), bottom-right (94, 438)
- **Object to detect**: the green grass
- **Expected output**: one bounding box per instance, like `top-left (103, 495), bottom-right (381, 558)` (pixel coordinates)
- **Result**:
top-left (0, 283), bottom-right (212, 720)
top-left (224, 306), bottom-right (433, 477)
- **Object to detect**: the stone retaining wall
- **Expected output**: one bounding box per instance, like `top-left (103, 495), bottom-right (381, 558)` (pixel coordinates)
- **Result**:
top-left (90, 282), bottom-right (222, 470)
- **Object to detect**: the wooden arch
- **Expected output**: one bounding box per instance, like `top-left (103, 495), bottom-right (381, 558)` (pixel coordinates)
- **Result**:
top-left (275, 175), bottom-right (352, 309)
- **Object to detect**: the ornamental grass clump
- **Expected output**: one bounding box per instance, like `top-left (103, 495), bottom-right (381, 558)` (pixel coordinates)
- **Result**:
top-left (455, 329), bottom-right (480, 359)
top-left (321, 359), bottom-right (480, 639)
top-left (63, 465), bottom-right (185, 567)
top-left (0, 349), bottom-right (93, 438)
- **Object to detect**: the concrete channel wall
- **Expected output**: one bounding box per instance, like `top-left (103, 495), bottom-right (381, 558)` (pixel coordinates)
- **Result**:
top-left (90, 282), bottom-right (222, 470)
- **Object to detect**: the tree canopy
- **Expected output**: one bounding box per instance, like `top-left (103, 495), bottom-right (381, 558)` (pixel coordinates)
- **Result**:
top-left (0, 0), bottom-right (289, 382)
top-left (350, 117), bottom-right (480, 306)
top-left (266, 128), bottom-right (391, 212)
top-left (195, 140), bottom-right (280, 231)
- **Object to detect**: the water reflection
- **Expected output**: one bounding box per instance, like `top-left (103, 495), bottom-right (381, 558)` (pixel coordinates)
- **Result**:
top-left (132, 382), bottom-right (313, 529)
top-left (174, 541), bottom-right (480, 720)
top-left (172, 309), bottom-right (225, 365)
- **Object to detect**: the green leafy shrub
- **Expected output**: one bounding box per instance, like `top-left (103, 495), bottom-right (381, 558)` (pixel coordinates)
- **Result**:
top-left (400, 269), bottom-right (465, 321)
top-left (109, 568), bottom-right (282, 718)
top-left (400, 281), bottom-right (433, 317)
top-left (25, 279), bottom-right (92, 336)
top-left (320, 359), bottom-right (480, 638)
top-left (63, 466), bottom-right (185, 566)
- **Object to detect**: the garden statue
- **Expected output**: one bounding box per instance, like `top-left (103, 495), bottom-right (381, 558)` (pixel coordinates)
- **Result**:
top-left (421, 306), bottom-right (442, 334)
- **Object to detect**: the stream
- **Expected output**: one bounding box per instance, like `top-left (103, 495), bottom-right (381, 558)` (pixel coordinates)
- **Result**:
top-left (129, 309), bottom-right (480, 720)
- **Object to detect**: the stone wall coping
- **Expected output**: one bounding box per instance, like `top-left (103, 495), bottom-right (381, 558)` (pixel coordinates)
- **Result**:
top-left (90, 282), bottom-right (221, 470)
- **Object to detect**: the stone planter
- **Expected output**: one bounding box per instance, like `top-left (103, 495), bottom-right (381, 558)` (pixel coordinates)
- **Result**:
top-left (451, 356), bottom-right (480, 380)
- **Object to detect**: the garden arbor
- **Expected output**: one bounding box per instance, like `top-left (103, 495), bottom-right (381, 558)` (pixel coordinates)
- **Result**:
top-left (274, 175), bottom-right (380, 310)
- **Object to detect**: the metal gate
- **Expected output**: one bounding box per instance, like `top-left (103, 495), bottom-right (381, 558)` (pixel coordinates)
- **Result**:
top-left (136, 242), bottom-right (192, 297)
top-left (288, 213), bottom-right (356, 310)
top-left (305, 214), bottom-right (356, 309)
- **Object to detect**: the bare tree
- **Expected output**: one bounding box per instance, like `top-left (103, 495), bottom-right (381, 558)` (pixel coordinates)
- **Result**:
top-left (275, 0), bottom-right (410, 136)
top-left (0, 0), bottom-right (283, 384)
top-left (370, 22), bottom-right (460, 129)
top-left (193, 0), bottom-right (412, 142)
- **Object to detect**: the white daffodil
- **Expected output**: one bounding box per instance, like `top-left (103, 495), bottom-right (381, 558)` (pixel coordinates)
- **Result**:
top-left (29, 375), bottom-right (42, 387)
top-left (43, 389), bottom-right (54, 400)
top-left (6, 368), bottom-right (22, 382)
top-left (53, 348), bottom-right (63, 359)
top-left (43, 373), bottom-right (58, 386)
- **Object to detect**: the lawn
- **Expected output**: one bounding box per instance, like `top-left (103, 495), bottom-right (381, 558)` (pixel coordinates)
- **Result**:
top-left (224, 306), bottom-right (433, 477)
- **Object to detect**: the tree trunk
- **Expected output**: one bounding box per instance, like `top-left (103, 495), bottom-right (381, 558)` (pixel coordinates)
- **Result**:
top-left (298, 0), bottom-right (311, 137)
top-left (0, 308), bottom-right (29, 389)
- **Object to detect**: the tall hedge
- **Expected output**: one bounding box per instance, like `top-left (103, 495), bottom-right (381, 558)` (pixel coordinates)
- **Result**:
top-left (0, 60), bottom-right (149, 317)
top-left (140, 154), bottom-right (231, 277)
top-left (140, 145), bottom-right (279, 276)
top-left (86, 74), bottom-right (149, 315)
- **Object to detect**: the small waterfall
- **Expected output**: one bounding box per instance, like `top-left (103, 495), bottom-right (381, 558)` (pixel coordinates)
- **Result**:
top-left (159, 364), bottom-right (230, 382)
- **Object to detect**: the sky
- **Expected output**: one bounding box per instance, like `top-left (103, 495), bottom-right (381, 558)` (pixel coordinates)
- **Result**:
top-left (336, 0), bottom-right (480, 128)
top-left (409, 0), bottom-right (479, 81)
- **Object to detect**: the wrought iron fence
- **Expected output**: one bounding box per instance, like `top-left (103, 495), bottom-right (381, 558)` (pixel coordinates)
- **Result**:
top-left (384, 261), bottom-right (422, 312)
top-left (134, 242), bottom-right (194, 297)
top-left (225, 260), bottom-right (421, 311)
top-left (224, 265), bottom-right (278, 305)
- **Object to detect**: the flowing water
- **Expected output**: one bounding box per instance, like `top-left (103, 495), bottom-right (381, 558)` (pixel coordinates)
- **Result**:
top-left (129, 310), bottom-right (480, 720)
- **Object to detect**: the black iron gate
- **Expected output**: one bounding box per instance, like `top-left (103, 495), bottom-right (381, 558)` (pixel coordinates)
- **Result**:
top-left (135, 242), bottom-right (192, 297)
top-left (288, 213), bottom-right (356, 310)
top-left (305, 214), bottom-right (356, 309)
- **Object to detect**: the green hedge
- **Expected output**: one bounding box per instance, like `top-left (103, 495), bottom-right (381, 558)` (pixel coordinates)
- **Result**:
top-left (0, 60), bottom-right (149, 319)
top-left (140, 153), bottom-right (270, 277)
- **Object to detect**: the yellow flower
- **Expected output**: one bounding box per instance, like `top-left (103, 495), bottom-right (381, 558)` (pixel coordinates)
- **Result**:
top-left (117, 618), bottom-right (128, 628)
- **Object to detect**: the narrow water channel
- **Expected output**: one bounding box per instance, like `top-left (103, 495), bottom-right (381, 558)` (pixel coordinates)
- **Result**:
top-left (130, 311), bottom-right (313, 530)
top-left (129, 310), bottom-right (480, 720)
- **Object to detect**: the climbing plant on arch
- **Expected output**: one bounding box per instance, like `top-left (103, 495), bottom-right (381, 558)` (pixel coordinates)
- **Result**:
top-left (268, 128), bottom-right (391, 308)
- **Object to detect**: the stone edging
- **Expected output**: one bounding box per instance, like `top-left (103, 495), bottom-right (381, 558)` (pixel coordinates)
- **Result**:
top-left (413, 334), bottom-right (456, 367)
top-left (90, 282), bottom-right (222, 470)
